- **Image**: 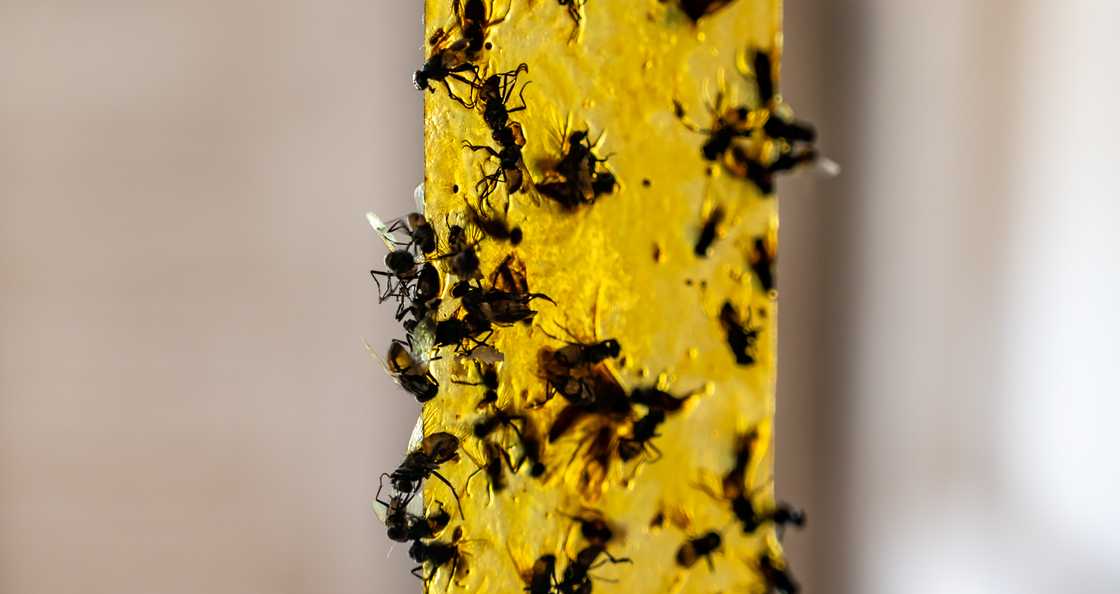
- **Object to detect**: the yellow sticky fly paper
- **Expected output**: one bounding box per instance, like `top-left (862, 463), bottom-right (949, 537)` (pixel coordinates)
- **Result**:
top-left (384, 0), bottom-right (817, 592)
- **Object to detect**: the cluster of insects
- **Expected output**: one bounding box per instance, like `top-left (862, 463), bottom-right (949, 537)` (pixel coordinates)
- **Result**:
top-left (370, 1), bottom-right (818, 592)
top-left (675, 47), bottom-right (822, 196)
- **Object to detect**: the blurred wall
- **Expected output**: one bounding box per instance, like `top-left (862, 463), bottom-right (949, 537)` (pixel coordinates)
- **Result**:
top-left (1, 2), bottom-right (422, 592)
top-left (4, 1), bottom-right (1120, 594)
top-left (779, 2), bottom-right (1120, 593)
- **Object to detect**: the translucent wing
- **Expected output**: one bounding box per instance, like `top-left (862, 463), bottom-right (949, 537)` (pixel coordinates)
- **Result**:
top-left (406, 412), bottom-right (425, 453)
top-left (366, 211), bottom-right (402, 251)
top-left (413, 182), bottom-right (426, 213)
top-left (372, 498), bottom-right (389, 524)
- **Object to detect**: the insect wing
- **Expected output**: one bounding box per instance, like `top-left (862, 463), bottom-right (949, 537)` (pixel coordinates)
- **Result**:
top-left (366, 211), bottom-right (402, 251)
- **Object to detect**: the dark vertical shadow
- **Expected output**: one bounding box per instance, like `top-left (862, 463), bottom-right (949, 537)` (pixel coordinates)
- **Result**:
top-left (778, 1), bottom-right (871, 593)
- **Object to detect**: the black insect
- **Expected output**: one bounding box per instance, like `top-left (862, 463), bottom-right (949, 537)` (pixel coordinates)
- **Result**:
top-left (439, 223), bottom-right (482, 280)
top-left (386, 431), bottom-right (463, 518)
top-left (727, 143), bottom-right (816, 195)
top-left (757, 555), bottom-right (800, 594)
top-left (678, 0), bottom-right (737, 23)
top-left (537, 130), bottom-right (616, 210)
top-left (617, 409), bottom-right (666, 462)
top-left (373, 212), bottom-right (439, 256)
top-left (370, 248), bottom-right (419, 303)
top-left (675, 531), bottom-right (721, 570)
top-left (562, 509), bottom-right (616, 547)
top-left (751, 48), bottom-right (775, 105)
top-left (462, 285), bottom-right (554, 326)
top-left (766, 503), bottom-right (807, 538)
top-left (718, 301), bottom-right (760, 366)
top-left (557, 0), bottom-right (586, 32)
top-left (414, 36), bottom-right (479, 108)
top-left (547, 335), bottom-right (621, 370)
top-left (507, 415), bottom-right (546, 478)
top-left (546, 367), bottom-right (630, 442)
top-left (557, 544), bottom-right (632, 594)
top-left (723, 48), bottom-right (820, 194)
top-left (464, 197), bottom-right (523, 245)
top-left (674, 97), bottom-right (753, 163)
top-left (453, 362), bottom-right (500, 408)
top-left (432, 314), bottom-right (494, 355)
top-left (628, 386), bottom-right (691, 413)
top-left (489, 252), bottom-right (530, 294)
top-left (456, 0), bottom-right (507, 57)
top-left (374, 487), bottom-right (450, 543)
top-left (395, 262), bottom-right (443, 324)
top-left (724, 430), bottom-right (757, 498)
top-left (723, 490), bottom-right (806, 537)
top-left (750, 236), bottom-right (776, 293)
top-left (475, 63), bottom-right (529, 136)
top-left (524, 554), bottom-right (559, 594)
top-left (540, 349), bottom-right (626, 413)
top-left (466, 123), bottom-right (528, 201)
top-left (409, 526), bottom-right (465, 585)
top-left (386, 340), bottom-right (440, 403)
top-left (466, 439), bottom-right (515, 494)
top-left (694, 205), bottom-right (725, 257)
top-left (537, 323), bottom-right (623, 407)
top-left (472, 406), bottom-right (523, 439)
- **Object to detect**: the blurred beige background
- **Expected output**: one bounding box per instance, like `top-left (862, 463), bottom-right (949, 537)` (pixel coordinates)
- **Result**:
top-left (3, 1), bottom-right (1119, 594)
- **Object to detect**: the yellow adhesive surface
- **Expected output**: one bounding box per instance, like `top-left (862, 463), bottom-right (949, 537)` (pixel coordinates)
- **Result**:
top-left (419, 1), bottom-right (788, 592)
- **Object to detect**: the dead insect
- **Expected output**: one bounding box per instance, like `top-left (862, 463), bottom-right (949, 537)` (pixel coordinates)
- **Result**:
top-left (757, 554), bottom-right (800, 594)
top-left (408, 526), bottom-right (466, 585)
top-left (677, 0), bottom-right (737, 23)
top-left (466, 124), bottom-right (528, 201)
top-left (557, 544), bottom-right (632, 594)
top-left (718, 301), bottom-right (760, 366)
top-left (393, 262), bottom-right (443, 324)
top-left (475, 63), bottom-right (529, 136)
top-left (674, 97), bottom-right (753, 163)
top-left (370, 248), bottom-right (418, 303)
top-left (385, 340), bottom-right (440, 403)
top-left (439, 223), bottom-right (482, 280)
top-left (545, 330), bottom-right (622, 369)
top-left (514, 416), bottom-right (547, 477)
top-left (545, 366), bottom-right (630, 441)
top-left (489, 253), bottom-right (530, 294)
top-left (628, 386), bottom-right (691, 413)
top-left (466, 439), bottom-right (515, 494)
top-left (456, 0), bottom-right (507, 57)
top-left (454, 281), bottom-right (554, 326)
top-left (675, 531), bottom-right (722, 570)
top-left (540, 349), bottom-right (627, 413)
top-left (561, 509), bottom-right (616, 547)
top-left (617, 409), bottom-right (666, 462)
top-left (368, 211), bottom-right (438, 256)
top-left (749, 236), bottom-right (776, 294)
top-left (464, 197), bottom-right (523, 245)
top-left (750, 47), bottom-right (775, 105)
top-left (727, 143), bottom-right (815, 195)
top-left (767, 503), bottom-right (807, 538)
top-left (472, 405), bottom-right (523, 439)
top-left (414, 36), bottom-right (479, 108)
top-left (525, 554), bottom-right (559, 594)
top-left (453, 362), bottom-right (500, 408)
top-left (432, 314), bottom-right (494, 355)
top-left (374, 486), bottom-right (450, 543)
top-left (556, 0), bottom-right (587, 32)
top-left (724, 430), bottom-right (757, 498)
top-left (694, 205), bottom-right (725, 257)
top-left (537, 130), bottom-right (616, 210)
top-left (386, 431), bottom-right (463, 518)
